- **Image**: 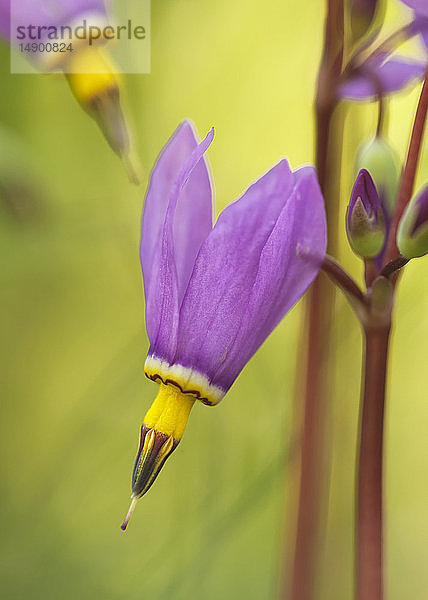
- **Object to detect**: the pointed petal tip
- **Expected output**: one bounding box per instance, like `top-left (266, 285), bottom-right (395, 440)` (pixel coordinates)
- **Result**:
top-left (122, 154), bottom-right (142, 186)
top-left (179, 118), bottom-right (196, 130)
top-left (120, 496), bottom-right (138, 532)
top-left (202, 126), bottom-right (215, 147)
top-left (273, 158), bottom-right (291, 172)
top-left (174, 121), bottom-right (214, 149)
top-left (357, 167), bottom-right (370, 179)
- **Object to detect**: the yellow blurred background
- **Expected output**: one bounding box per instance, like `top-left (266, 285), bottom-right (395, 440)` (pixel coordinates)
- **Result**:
top-left (0, 1), bottom-right (427, 599)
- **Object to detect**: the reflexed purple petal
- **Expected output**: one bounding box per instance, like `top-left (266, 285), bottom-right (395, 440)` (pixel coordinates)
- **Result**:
top-left (10, 1), bottom-right (57, 40)
top-left (338, 57), bottom-right (426, 100)
top-left (6, 0), bottom-right (107, 45)
top-left (399, 0), bottom-right (428, 18)
top-left (423, 28), bottom-right (428, 51)
top-left (211, 167), bottom-right (326, 391)
top-left (61, 0), bottom-right (108, 18)
top-left (173, 161), bottom-right (325, 391)
top-left (141, 122), bottom-right (213, 305)
top-left (173, 160), bottom-right (294, 380)
top-left (17, 0), bottom-right (107, 23)
top-left (142, 125), bottom-right (214, 361)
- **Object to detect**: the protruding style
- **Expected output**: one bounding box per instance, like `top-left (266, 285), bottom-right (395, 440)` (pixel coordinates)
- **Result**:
top-left (65, 46), bottom-right (138, 182)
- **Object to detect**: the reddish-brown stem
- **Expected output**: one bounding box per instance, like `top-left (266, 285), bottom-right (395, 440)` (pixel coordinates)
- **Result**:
top-left (354, 58), bottom-right (428, 600)
top-left (384, 67), bottom-right (428, 265)
top-left (364, 259), bottom-right (378, 289)
top-left (286, 2), bottom-right (344, 599)
top-left (357, 323), bottom-right (391, 600)
top-left (365, 22), bottom-right (416, 62)
top-left (380, 255), bottom-right (409, 279)
top-left (289, 273), bottom-right (335, 600)
top-left (322, 255), bottom-right (365, 304)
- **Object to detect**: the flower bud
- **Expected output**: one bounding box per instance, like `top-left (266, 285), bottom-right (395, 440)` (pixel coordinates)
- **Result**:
top-left (397, 186), bottom-right (428, 259)
top-left (346, 169), bottom-right (386, 258)
top-left (356, 136), bottom-right (400, 215)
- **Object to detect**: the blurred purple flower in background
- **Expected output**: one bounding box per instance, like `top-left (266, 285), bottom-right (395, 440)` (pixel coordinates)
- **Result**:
top-left (400, 0), bottom-right (428, 15)
top-left (339, 0), bottom-right (428, 101)
top-left (0, 0), bottom-right (107, 46)
top-left (0, 0), bottom-right (136, 179)
top-left (121, 121), bottom-right (327, 529)
top-left (400, 0), bottom-right (428, 49)
top-left (338, 55), bottom-right (426, 100)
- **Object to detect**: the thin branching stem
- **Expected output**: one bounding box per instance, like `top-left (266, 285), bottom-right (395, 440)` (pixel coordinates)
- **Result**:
top-left (321, 255), bottom-right (366, 305)
top-left (384, 67), bottom-right (428, 265)
top-left (380, 255), bottom-right (409, 279)
top-left (343, 22), bottom-right (416, 79)
top-left (357, 322), bottom-right (391, 600)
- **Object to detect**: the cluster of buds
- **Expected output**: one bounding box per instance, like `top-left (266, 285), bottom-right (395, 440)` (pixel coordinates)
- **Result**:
top-left (347, 138), bottom-right (428, 266)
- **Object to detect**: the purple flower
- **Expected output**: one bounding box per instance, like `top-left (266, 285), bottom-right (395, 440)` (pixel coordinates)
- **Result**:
top-left (400, 0), bottom-right (428, 50)
top-left (401, 0), bottom-right (428, 17)
top-left (338, 55), bottom-right (426, 100)
top-left (400, 0), bottom-right (428, 19)
top-left (339, 0), bottom-right (428, 101)
top-left (0, 0), bottom-right (107, 43)
top-left (121, 121), bottom-right (327, 529)
top-left (346, 169), bottom-right (386, 258)
top-left (0, 1), bottom-right (135, 177)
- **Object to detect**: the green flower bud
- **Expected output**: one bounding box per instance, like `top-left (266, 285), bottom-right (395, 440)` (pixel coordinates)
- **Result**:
top-left (347, 169), bottom-right (386, 258)
top-left (397, 186), bottom-right (428, 259)
top-left (356, 136), bottom-right (400, 215)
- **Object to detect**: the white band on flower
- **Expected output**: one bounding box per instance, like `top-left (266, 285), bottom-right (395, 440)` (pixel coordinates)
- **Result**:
top-left (144, 355), bottom-right (226, 406)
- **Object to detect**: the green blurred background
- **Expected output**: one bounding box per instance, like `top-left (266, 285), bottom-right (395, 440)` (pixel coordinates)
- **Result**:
top-left (0, 1), bottom-right (427, 599)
